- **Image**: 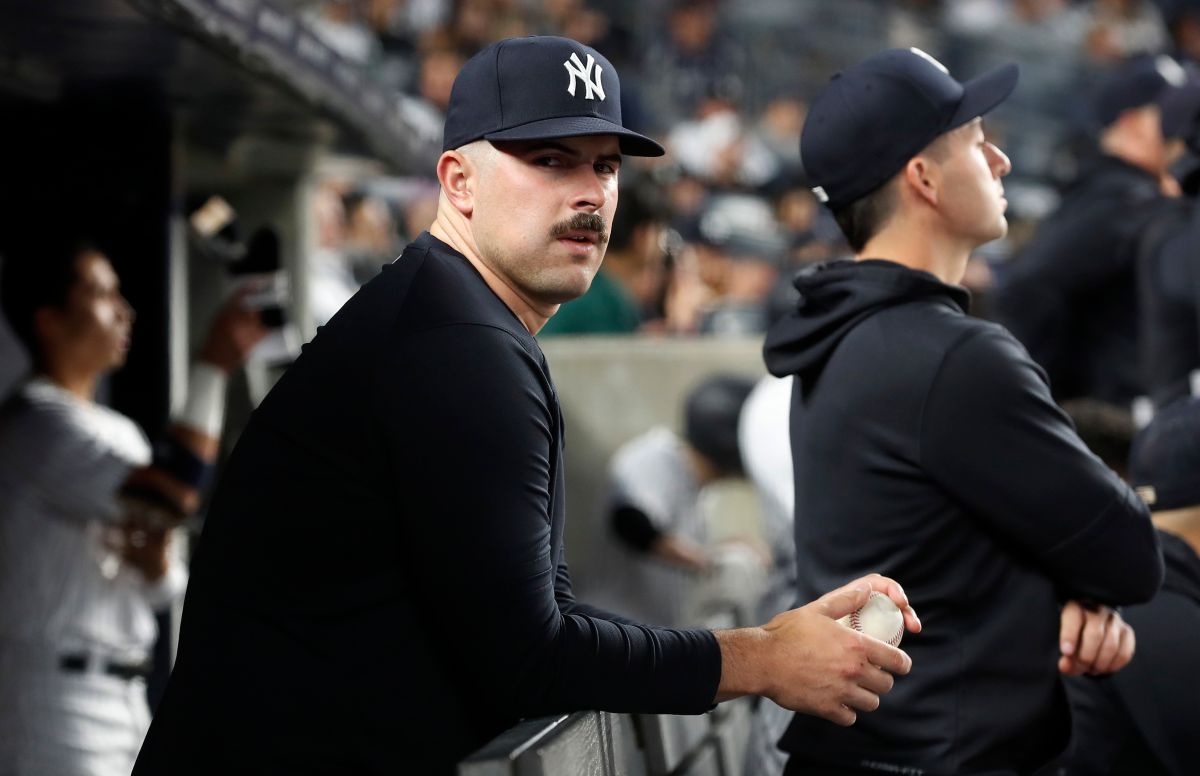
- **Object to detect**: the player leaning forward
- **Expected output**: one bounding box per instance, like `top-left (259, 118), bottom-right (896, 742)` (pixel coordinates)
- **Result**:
top-left (763, 49), bottom-right (1164, 775)
top-left (135, 37), bottom-right (921, 775)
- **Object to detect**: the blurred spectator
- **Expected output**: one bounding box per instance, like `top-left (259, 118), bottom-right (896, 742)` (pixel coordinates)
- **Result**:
top-left (685, 194), bottom-right (785, 336)
top-left (309, 181), bottom-right (361, 326)
top-left (0, 229), bottom-right (266, 776)
top-left (1166, 1), bottom-right (1200, 64)
top-left (305, 1), bottom-right (383, 65)
top-left (1061, 396), bottom-right (1200, 776)
top-left (1137, 75), bottom-right (1200, 409)
top-left (343, 191), bottom-right (401, 283)
top-left (539, 184), bottom-right (669, 335)
top-left (1076, 0), bottom-right (1170, 64)
top-left (994, 54), bottom-right (1185, 406)
top-left (585, 374), bottom-right (761, 627)
top-left (666, 95), bottom-right (781, 190)
top-left (641, 0), bottom-right (752, 132)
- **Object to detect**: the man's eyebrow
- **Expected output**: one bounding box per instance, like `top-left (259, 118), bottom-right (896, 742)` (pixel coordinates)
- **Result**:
top-left (517, 140), bottom-right (622, 164)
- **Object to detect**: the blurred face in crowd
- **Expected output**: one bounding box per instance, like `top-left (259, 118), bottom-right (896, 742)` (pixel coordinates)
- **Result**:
top-left (464, 135), bottom-right (621, 308)
top-left (922, 118), bottom-right (1012, 250)
top-left (40, 250), bottom-right (134, 375)
top-left (1128, 104), bottom-right (1170, 175)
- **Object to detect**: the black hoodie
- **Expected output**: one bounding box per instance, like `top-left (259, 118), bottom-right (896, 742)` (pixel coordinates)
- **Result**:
top-left (763, 260), bottom-right (1163, 775)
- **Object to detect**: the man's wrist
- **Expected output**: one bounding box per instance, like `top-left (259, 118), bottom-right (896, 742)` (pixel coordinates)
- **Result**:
top-left (713, 626), bottom-right (770, 702)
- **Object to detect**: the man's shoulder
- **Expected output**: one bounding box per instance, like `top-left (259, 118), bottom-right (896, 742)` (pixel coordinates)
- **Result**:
top-left (854, 294), bottom-right (1000, 362)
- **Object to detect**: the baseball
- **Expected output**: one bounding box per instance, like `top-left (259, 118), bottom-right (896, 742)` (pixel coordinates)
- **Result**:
top-left (837, 591), bottom-right (905, 647)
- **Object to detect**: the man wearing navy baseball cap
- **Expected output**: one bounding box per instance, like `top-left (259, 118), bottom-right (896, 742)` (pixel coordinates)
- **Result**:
top-left (134, 36), bottom-right (920, 776)
top-left (996, 54), bottom-right (1188, 408)
top-left (764, 49), bottom-right (1163, 774)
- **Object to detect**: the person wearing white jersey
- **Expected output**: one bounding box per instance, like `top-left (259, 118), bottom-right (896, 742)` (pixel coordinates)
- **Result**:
top-left (0, 230), bottom-right (265, 776)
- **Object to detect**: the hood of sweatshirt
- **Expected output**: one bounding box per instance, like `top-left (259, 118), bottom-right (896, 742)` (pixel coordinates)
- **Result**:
top-left (763, 259), bottom-right (970, 384)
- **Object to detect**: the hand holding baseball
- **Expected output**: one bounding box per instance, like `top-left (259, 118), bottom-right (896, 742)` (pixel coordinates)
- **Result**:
top-left (736, 574), bottom-right (921, 726)
top-left (837, 591), bottom-right (906, 647)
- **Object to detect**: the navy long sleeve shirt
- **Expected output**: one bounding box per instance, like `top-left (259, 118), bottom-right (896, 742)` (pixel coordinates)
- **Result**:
top-left (134, 233), bottom-right (721, 775)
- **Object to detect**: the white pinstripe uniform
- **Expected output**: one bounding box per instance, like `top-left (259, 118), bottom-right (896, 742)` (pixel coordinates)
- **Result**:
top-left (0, 378), bottom-right (186, 776)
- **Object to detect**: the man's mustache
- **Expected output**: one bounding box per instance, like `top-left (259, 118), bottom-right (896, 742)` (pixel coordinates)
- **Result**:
top-left (550, 212), bottom-right (609, 245)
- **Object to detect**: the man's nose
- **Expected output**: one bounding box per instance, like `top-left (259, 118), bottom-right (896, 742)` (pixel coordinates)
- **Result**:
top-left (571, 167), bottom-right (608, 212)
top-left (987, 142), bottom-right (1012, 178)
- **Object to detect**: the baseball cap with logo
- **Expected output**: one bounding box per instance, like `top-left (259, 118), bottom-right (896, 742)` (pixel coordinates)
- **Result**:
top-left (1094, 53), bottom-right (1187, 129)
top-left (1130, 396), bottom-right (1200, 511)
top-left (442, 36), bottom-right (664, 157)
top-left (801, 48), bottom-right (1019, 210)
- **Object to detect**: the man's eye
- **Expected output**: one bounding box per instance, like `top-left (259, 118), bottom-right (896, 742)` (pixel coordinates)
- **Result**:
top-left (535, 156), bottom-right (564, 167)
top-left (596, 162), bottom-right (619, 175)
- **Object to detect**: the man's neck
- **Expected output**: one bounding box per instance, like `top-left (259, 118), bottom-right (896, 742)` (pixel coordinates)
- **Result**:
top-left (856, 221), bottom-right (970, 285)
top-left (37, 365), bottom-right (97, 402)
top-left (429, 208), bottom-right (556, 334)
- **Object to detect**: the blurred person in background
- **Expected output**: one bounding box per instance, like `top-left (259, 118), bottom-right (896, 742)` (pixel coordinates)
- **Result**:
top-left (133, 37), bottom-right (919, 776)
top-left (0, 229), bottom-right (266, 776)
top-left (995, 54), bottom-right (1186, 407)
top-left (1137, 75), bottom-right (1200, 410)
top-left (766, 48), bottom-right (1162, 774)
top-left (641, 0), bottom-right (750, 132)
top-left (538, 182), bottom-right (668, 335)
top-left (309, 180), bottom-right (362, 326)
top-left (1060, 396), bottom-right (1200, 776)
top-left (686, 193), bottom-right (785, 336)
top-left (584, 374), bottom-right (763, 627)
top-left (1077, 0), bottom-right (1169, 64)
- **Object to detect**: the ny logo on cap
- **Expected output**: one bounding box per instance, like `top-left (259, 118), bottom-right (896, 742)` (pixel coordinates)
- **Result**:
top-left (564, 52), bottom-right (606, 101)
top-left (909, 47), bottom-right (949, 75)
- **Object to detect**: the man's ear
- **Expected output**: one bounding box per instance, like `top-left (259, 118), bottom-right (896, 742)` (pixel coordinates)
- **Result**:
top-left (903, 155), bottom-right (940, 207)
top-left (436, 151), bottom-right (474, 217)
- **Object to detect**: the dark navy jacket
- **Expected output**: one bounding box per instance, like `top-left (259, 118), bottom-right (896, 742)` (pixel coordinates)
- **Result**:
top-left (995, 154), bottom-right (1166, 406)
top-left (133, 234), bottom-right (720, 775)
top-left (764, 259), bottom-right (1163, 775)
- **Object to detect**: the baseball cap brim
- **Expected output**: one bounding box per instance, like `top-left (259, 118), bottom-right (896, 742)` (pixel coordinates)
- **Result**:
top-left (484, 115), bottom-right (665, 157)
top-left (947, 62), bottom-right (1019, 131)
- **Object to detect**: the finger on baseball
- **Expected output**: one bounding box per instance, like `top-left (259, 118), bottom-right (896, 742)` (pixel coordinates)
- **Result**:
top-left (901, 604), bottom-right (922, 634)
top-left (1059, 601), bottom-right (1085, 657)
top-left (857, 663), bottom-right (895, 695)
top-left (859, 573), bottom-right (911, 610)
top-left (817, 585), bottom-right (872, 621)
top-left (862, 638), bottom-right (911, 675)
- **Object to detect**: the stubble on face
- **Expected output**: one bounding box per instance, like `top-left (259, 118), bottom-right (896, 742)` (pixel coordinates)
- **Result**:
top-left (467, 138), bottom-right (619, 306)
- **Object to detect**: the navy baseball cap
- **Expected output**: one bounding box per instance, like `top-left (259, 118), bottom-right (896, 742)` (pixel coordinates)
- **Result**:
top-left (801, 48), bottom-right (1018, 210)
top-left (1130, 397), bottom-right (1200, 511)
top-left (442, 36), bottom-right (664, 157)
top-left (1094, 54), bottom-right (1187, 129)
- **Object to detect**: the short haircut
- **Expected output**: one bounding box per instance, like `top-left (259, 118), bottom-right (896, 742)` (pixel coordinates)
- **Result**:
top-left (831, 179), bottom-right (897, 253)
top-left (0, 229), bottom-right (97, 362)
